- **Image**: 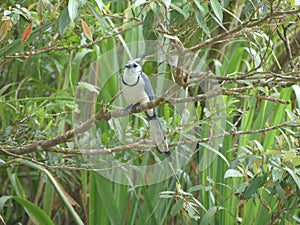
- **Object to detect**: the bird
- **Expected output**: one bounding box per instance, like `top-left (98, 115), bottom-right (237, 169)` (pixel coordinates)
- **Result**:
top-left (121, 58), bottom-right (170, 156)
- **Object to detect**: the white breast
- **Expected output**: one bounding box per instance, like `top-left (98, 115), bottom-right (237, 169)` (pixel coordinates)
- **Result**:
top-left (122, 78), bottom-right (149, 105)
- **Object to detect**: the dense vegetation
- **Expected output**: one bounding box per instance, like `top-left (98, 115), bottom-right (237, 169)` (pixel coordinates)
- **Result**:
top-left (0, 0), bottom-right (300, 224)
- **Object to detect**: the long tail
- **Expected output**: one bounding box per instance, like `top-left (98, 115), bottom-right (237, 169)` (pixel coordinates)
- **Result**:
top-left (148, 116), bottom-right (170, 156)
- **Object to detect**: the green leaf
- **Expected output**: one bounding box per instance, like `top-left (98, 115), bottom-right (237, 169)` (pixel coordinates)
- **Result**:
top-left (284, 167), bottom-right (300, 191)
top-left (188, 185), bottom-right (212, 192)
top-left (89, 172), bottom-right (108, 224)
top-left (95, 0), bottom-right (105, 11)
top-left (272, 167), bottom-right (283, 182)
top-left (275, 184), bottom-right (287, 203)
top-left (170, 3), bottom-right (189, 20)
top-left (210, 0), bottom-right (223, 23)
top-left (292, 85), bottom-right (300, 110)
top-left (143, 10), bottom-right (156, 40)
top-left (42, 180), bottom-right (54, 216)
top-left (186, 203), bottom-right (199, 220)
top-left (195, 11), bottom-right (211, 38)
top-left (134, 0), bottom-right (147, 8)
top-left (236, 182), bottom-right (248, 193)
top-left (0, 196), bottom-right (54, 225)
top-left (68, 0), bottom-right (78, 21)
top-left (257, 86), bottom-right (268, 94)
top-left (59, 7), bottom-right (71, 36)
top-left (200, 206), bottom-right (217, 225)
top-left (71, 49), bottom-right (94, 86)
top-left (95, 174), bottom-right (122, 225)
top-left (170, 199), bottom-right (184, 216)
top-left (242, 174), bottom-right (267, 200)
top-left (16, 160), bottom-right (84, 225)
top-left (199, 143), bottom-right (230, 167)
top-left (162, 0), bottom-right (171, 9)
top-left (9, 173), bottom-right (26, 198)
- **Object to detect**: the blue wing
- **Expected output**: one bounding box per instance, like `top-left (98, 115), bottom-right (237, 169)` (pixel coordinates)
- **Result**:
top-left (141, 72), bottom-right (155, 100)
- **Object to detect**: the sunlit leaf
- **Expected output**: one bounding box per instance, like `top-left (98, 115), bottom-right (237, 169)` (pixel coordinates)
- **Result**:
top-left (272, 167), bottom-right (283, 182)
top-left (162, 0), bottom-right (171, 9)
top-left (224, 169), bottom-right (243, 179)
top-left (68, 0), bottom-right (78, 21)
top-left (95, 0), bottom-right (105, 11)
top-left (210, 0), bottom-right (223, 23)
top-left (78, 82), bottom-right (99, 94)
top-left (134, 0), bottom-right (147, 8)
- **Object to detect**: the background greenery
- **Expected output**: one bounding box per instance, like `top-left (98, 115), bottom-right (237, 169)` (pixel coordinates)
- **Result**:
top-left (0, 0), bottom-right (300, 224)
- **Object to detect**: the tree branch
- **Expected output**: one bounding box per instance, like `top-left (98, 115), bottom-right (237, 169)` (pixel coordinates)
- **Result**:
top-left (188, 9), bottom-right (300, 52)
top-left (0, 21), bottom-right (143, 61)
top-left (1, 120), bottom-right (297, 161)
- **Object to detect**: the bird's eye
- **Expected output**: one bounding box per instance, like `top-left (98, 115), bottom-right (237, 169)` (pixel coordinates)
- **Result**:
top-left (133, 63), bottom-right (138, 68)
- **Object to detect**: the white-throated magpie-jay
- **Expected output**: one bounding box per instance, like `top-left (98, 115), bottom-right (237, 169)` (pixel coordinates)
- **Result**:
top-left (121, 58), bottom-right (170, 156)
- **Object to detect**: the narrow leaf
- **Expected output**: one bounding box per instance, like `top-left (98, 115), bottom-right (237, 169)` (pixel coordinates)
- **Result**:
top-left (201, 206), bottom-right (218, 225)
top-left (170, 199), bottom-right (184, 216)
top-left (95, 0), bottom-right (105, 11)
top-left (284, 167), bottom-right (300, 191)
top-left (162, 0), bottom-right (171, 9)
top-left (224, 169), bottom-right (243, 179)
top-left (195, 11), bottom-right (211, 38)
top-left (170, 3), bottom-right (189, 19)
top-left (78, 81), bottom-right (99, 94)
top-left (242, 174), bottom-right (267, 200)
top-left (199, 143), bottom-right (230, 167)
top-left (0, 196), bottom-right (54, 225)
top-left (68, 0), bottom-right (78, 21)
top-left (143, 10), bottom-right (156, 40)
top-left (292, 85), bottom-right (300, 109)
top-left (134, 0), bottom-right (147, 8)
top-left (17, 160), bottom-right (85, 225)
top-left (21, 21), bottom-right (33, 45)
top-left (81, 18), bottom-right (93, 41)
top-left (210, 0), bottom-right (223, 23)
top-left (95, 174), bottom-right (122, 225)
top-left (59, 7), bottom-right (71, 36)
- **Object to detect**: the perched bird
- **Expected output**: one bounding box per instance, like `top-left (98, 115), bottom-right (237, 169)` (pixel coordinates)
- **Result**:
top-left (121, 58), bottom-right (170, 156)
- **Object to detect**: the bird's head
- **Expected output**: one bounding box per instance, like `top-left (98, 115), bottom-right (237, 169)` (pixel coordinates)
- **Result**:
top-left (124, 59), bottom-right (142, 76)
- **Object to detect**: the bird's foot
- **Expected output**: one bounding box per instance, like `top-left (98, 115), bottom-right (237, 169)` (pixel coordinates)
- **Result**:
top-left (125, 103), bottom-right (140, 113)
